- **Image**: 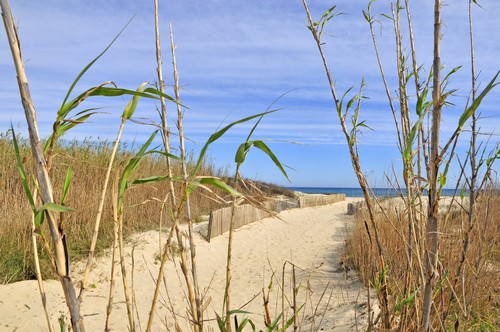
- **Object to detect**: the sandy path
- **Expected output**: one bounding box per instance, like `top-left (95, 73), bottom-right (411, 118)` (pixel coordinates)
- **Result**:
top-left (0, 197), bottom-right (377, 331)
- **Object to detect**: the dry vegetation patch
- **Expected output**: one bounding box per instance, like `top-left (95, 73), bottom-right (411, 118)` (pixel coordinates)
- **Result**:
top-left (0, 136), bottom-right (233, 283)
top-left (346, 192), bottom-right (500, 330)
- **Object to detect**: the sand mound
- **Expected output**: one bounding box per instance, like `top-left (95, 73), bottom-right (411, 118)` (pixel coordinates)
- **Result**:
top-left (0, 197), bottom-right (378, 331)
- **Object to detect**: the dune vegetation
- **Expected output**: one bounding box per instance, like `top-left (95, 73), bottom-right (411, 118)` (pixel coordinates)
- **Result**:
top-left (0, 0), bottom-right (498, 331)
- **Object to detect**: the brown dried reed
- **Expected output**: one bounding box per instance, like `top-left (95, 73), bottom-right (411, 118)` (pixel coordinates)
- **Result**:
top-left (0, 134), bottom-right (229, 283)
top-left (346, 190), bottom-right (500, 330)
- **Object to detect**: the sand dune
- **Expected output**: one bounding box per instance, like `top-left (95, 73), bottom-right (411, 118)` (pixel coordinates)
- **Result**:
top-left (0, 197), bottom-right (378, 331)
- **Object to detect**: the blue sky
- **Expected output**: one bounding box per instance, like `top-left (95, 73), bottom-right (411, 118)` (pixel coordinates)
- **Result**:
top-left (1, 0), bottom-right (499, 188)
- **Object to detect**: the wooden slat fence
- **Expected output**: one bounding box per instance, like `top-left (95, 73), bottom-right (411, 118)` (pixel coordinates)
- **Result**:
top-left (206, 194), bottom-right (345, 241)
top-left (207, 204), bottom-right (270, 242)
top-left (298, 193), bottom-right (345, 208)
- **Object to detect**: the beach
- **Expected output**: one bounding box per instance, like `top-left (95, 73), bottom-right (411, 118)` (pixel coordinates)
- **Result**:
top-left (0, 197), bottom-right (378, 331)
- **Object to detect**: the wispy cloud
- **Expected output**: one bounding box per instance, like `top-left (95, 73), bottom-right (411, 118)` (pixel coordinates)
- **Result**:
top-left (0, 0), bottom-right (498, 186)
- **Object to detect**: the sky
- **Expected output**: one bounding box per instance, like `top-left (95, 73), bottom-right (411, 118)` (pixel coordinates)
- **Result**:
top-left (1, 0), bottom-right (499, 188)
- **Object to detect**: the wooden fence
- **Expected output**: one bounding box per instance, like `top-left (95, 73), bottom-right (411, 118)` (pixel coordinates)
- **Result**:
top-left (298, 193), bottom-right (345, 207)
top-left (207, 204), bottom-right (270, 242)
top-left (206, 194), bottom-right (345, 241)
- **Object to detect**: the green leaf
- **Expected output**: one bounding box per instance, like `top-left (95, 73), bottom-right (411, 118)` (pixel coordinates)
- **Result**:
top-left (227, 309), bottom-right (252, 316)
top-left (117, 131), bottom-right (158, 212)
top-left (146, 150), bottom-right (181, 160)
top-left (439, 173), bottom-right (446, 187)
top-left (394, 291), bottom-right (416, 313)
top-left (380, 13), bottom-right (393, 21)
top-left (346, 95), bottom-right (358, 111)
top-left (192, 110), bottom-right (277, 176)
top-left (59, 17), bottom-right (134, 113)
top-left (234, 142), bottom-right (252, 164)
top-left (34, 210), bottom-right (45, 226)
top-left (442, 66), bottom-right (462, 84)
top-left (40, 202), bottom-right (74, 213)
top-left (197, 177), bottom-right (241, 197)
top-left (357, 120), bottom-right (373, 131)
top-left (10, 125), bottom-right (36, 212)
top-left (458, 71), bottom-right (499, 128)
top-left (61, 167), bottom-right (73, 204)
top-left (266, 313), bottom-right (282, 331)
top-left (362, 10), bottom-right (371, 23)
top-left (416, 87), bottom-right (429, 116)
top-left (143, 87), bottom-right (184, 106)
top-left (252, 141), bottom-right (290, 182)
top-left (43, 112), bottom-right (97, 153)
top-left (275, 305), bottom-right (303, 331)
top-left (132, 175), bottom-right (183, 185)
top-left (35, 203), bottom-right (74, 226)
top-left (459, 189), bottom-right (465, 200)
top-left (403, 112), bottom-right (426, 162)
top-left (45, 109), bottom-right (101, 152)
top-left (237, 318), bottom-right (256, 332)
top-left (122, 82), bottom-right (147, 119)
top-left (215, 312), bottom-right (225, 332)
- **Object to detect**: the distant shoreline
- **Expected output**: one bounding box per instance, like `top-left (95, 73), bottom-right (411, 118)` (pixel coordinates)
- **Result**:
top-left (289, 186), bottom-right (459, 197)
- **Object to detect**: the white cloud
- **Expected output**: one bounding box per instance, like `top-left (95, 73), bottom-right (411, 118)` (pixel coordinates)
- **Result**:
top-left (1, 0), bottom-right (498, 186)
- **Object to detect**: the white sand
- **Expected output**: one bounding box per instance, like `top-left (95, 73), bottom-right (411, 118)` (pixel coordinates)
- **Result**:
top-left (0, 197), bottom-right (378, 331)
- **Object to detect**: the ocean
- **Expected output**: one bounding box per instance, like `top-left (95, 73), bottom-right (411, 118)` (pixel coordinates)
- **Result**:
top-left (289, 187), bottom-right (458, 198)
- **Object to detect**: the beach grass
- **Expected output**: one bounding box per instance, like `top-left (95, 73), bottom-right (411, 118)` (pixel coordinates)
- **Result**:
top-left (346, 191), bottom-right (500, 330)
top-left (0, 134), bottom-right (231, 283)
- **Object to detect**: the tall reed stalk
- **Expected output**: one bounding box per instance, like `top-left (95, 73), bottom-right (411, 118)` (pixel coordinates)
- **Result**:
top-left (171, 23), bottom-right (204, 331)
top-left (301, 0), bottom-right (391, 328)
top-left (303, 0), bottom-right (498, 330)
top-left (1, 1), bottom-right (85, 331)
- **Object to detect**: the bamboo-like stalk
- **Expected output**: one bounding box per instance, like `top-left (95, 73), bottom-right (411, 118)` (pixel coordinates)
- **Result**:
top-left (118, 210), bottom-right (135, 330)
top-left (105, 222), bottom-right (119, 331)
top-left (442, 1), bottom-right (479, 325)
top-left (105, 174), bottom-right (120, 331)
top-left (403, 3), bottom-right (429, 313)
top-left (146, 200), bottom-right (192, 331)
top-left (224, 168), bottom-right (241, 332)
top-left (145, 3), bottom-right (186, 330)
top-left (301, 0), bottom-right (391, 328)
top-left (79, 119), bottom-right (126, 300)
top-left (391, 4), bottom-right (420, 329)
top-left (0, 2), bottom-right (84, 331)
top-left (292, 264), bottom-right (298, 332)
top-left (31, 191), bottom-right (56, 332)
top-left (146, 23), bottom-right (200, 332)
top-left (392, 2), bottom-right (410, 141)
top-left (154, 0), bottom-right (177, 209)
top-left (365, 6), bottom-right (402, 151)
top-left (170, 23), bottom-right (203, 331)
top-left (422, 0), bottom-right (442, 330)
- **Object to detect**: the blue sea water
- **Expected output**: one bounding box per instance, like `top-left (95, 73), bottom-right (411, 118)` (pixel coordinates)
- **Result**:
top-left (289, 187), bottom-right (458, 198)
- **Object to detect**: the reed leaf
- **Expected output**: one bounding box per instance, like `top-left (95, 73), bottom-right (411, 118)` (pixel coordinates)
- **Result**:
top-left (254, 141), bottom-right (290, 182)
top-left (403, 112), bottom-right (426, 162)
top-left (117, 131), bottom-right (158, 213)
top-left (192, 110), bottom-right (277, 176)
top-left (458, 71), bottom-right (499, 129)
top-left (132, 175), bottom-right (183, 185)
top-left (236, 319), bottom-right (256, 332)
top-left (416, 87), bottom-right (431, 116)
top-left (10, 125), bottom-right (36, 212)
top-left (61, 166), bottom-right (73, 205)
top-left (59, 17), bottom-right (134, 110)
top-left (394, 291), bottom-right (417, 313)
top-left (122, 83), bottom-right (147, 119)
top-left (34, 203), bottom-right (74, 226)
top-left (187, 176), bottom-right (240, 197)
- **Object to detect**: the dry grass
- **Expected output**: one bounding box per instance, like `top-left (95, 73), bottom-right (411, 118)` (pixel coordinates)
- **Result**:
top-left (0, 134), bottom-right (234, 283)
top-left (346, 190), bottom-right (500, 330)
